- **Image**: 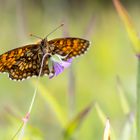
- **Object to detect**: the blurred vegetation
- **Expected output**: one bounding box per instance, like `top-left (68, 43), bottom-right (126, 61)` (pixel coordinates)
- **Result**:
top-left (0, 0), bottom-right (139, 139)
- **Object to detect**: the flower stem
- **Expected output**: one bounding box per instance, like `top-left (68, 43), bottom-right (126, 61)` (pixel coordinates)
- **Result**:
top-left (137, 58), bottom-right (140, 140)
top-left (11, 54), bottom-right (48, 140)
top-left (68, 65), bottom-right (75, 118)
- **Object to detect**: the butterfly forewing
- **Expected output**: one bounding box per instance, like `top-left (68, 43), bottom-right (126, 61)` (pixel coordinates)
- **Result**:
top-left (48, 37), bottom-right (90, 59)
top-left (0, 44), bottom-right (50, 80)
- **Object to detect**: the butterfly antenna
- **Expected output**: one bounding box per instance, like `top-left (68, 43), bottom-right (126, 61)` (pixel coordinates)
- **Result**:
top-left (45, 23), bottom-right (64, 39)
top-left (30, 33), bottom-right (43, 40)
top-left (30, 23), bottom-right (64, 40)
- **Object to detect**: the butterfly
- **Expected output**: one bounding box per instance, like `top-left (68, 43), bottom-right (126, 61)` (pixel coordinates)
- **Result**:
top-left (0, 37), bottom-right (90, 81)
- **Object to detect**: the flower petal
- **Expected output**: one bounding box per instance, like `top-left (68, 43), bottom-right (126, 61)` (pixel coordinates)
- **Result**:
top-left (60, 58), bottom-right (73, 68)
top-left (49, 58), bottom-right (73, 79)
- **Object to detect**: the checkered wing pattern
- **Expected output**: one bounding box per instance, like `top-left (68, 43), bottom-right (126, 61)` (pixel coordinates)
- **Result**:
top-left (48, 37), bottom-right (90, 59)
top-left (0, 37), bottom-right (90, 81)
top-left (0, 44), bottom-right (49, 80)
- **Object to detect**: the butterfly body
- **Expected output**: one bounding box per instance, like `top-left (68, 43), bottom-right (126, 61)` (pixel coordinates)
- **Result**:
top-left (0, 37), bottom-right (90, 81)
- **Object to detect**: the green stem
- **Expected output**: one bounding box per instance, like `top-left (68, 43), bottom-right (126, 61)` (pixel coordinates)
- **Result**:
top-left (137, 58), bottom-right (140, 140)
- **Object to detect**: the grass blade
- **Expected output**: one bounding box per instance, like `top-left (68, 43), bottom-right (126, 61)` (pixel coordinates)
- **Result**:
top-left (63, 102), bottom-right (94, 140)
top-left (95, 103), bottom-right (116, 140)
top-left (103, 119), bottom-right (110, 140)
top-left (120, 113), bottom-right (135, 140)
top-left (116, 76), bottom-right (130, 114)
top-left (113, 0), bottom-right (140, 54)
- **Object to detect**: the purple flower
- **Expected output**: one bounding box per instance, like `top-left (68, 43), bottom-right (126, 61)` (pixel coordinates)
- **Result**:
top-left (48, 56), bottom-right (72, 79)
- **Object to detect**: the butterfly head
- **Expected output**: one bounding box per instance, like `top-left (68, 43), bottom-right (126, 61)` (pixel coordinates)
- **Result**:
top-left (40, 38), bottom-right (48, 46)
top-left (42, 23), bottom-right (64, 49)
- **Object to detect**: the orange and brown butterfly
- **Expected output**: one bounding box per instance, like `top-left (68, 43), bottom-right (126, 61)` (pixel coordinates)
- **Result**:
top-left (0, 26), bottom-right (90, 81)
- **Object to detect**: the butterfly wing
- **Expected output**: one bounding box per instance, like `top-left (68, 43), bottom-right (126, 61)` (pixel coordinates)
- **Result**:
top-left (0, 37), bottom-right (90, 81)
top-left (0, 44), bottom-right (50, 80)
top-left (48, 37), bottom-right (90, 59)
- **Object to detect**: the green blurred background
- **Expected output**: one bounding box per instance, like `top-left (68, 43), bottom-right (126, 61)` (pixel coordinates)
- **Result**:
top-left (0, 0), bottom-right (139, 139)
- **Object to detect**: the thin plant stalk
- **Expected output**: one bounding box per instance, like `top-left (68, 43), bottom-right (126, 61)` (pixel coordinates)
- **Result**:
top-left (12, 53), bottom-right (48, 140)
top-left (137, 58), bottom-right (140, 140)
top-left (68, 65), bottom-right (76, 118)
